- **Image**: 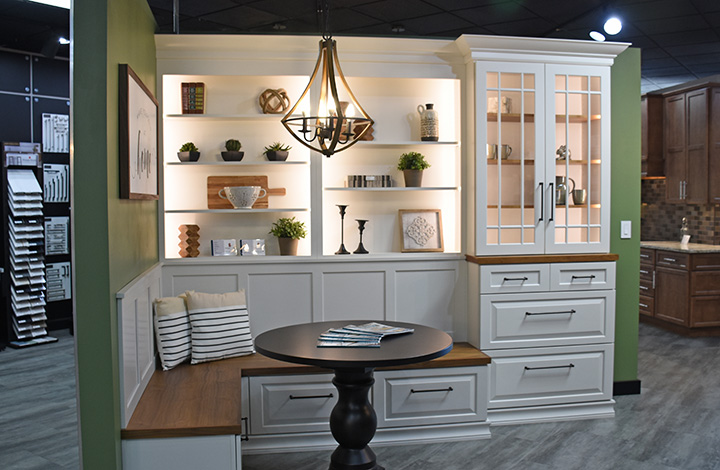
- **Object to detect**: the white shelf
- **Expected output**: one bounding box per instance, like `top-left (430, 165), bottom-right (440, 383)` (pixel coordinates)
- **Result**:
top-left (325, 187), bottom-right (458, 191)
top-left (164, 114), bottom-right (294, 121)
top-left (163, 252), bottom-right (464, 264)
top-left (353, 141), bottom-right (458, 147)
top-left (165, 208), bottom-right (308, 214)
top-left (166, 161), bottom-right (308, 166)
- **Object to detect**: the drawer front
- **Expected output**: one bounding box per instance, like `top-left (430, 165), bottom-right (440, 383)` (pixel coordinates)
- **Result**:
top-left (249, 374), bottom-right (336, 434)
top-left (374, 367), bottom-right (487, 428)
top-left (691, 253), bottom-right (720, 271)
top-left (639, 294), bottom-right (654, 317)
top-left (639, 277), bottom-right (654, 297)
top-left (656, 250), bottom-right (689, 270)
top-left (640, 248), bottom-right (655, 266)
top-left (488, 344), bottom-right (613, 409)
top-left (639, 265), bottom-right (653, 282)
top-left (691, 271), bottom-right (720, 296)
top-left (480, 291), bottom-right (615, 349)
top-left (480, 264), bottom-right (549, 294)
top-left (550, 262), bottom-right (616, 291)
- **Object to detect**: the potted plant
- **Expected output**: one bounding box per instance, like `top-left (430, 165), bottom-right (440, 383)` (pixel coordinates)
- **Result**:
top-left (264, 142), bottom-right (292, 161)
top-left (177, 142), bottom-right (200, 162)
top-left (397, 151), bottom-right (430, 187)
top-left (269, 217), bottom-right (307, 256)
top-left (221, 139), bottom-right (244, 161)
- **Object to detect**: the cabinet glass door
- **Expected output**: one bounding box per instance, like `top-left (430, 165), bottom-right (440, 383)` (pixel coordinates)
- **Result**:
top-left (477, 62), bottom-right (544, 255)
top-left (546, 65), bottom-right (610, 254)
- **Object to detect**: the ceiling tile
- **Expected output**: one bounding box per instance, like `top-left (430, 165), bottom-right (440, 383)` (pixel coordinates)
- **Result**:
top-left (352, 0), bottom-right (442, 23)
top-left (400, 12), bottom-right (475, 35)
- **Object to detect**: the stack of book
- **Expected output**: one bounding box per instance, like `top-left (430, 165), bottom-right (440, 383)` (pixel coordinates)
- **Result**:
top-left (317, 322), bottom-right (413, 347)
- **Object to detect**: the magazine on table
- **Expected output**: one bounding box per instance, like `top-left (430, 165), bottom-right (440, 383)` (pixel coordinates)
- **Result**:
top-left (316, 322), bottom-right (413, 348)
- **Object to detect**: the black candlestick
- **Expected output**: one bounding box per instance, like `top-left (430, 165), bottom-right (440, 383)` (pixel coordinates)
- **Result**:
top-left (335, 205), bottom-right (350, 255)
top-left (354, 219), bottom-right (369, 254)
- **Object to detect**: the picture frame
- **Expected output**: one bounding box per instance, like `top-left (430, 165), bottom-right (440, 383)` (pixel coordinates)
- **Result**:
top-left (399, 209), bottom-right (443, 252)
top-left (119, 64), bottom-right (159, 200)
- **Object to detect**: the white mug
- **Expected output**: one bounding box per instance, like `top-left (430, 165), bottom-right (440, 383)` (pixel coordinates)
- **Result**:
top-left (218, 186), bottom-right (267, 209)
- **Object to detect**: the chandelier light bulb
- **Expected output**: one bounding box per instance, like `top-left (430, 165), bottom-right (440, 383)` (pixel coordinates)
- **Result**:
top-left (603, 17), bottom-right (622, 35)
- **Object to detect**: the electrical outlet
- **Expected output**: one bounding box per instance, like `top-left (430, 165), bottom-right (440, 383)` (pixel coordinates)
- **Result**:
top-left (621, 220), bottom-right (632, 239)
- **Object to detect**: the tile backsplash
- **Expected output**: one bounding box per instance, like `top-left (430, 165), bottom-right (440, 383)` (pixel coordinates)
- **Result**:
top-left (641, 179), bottom-right (720, 244)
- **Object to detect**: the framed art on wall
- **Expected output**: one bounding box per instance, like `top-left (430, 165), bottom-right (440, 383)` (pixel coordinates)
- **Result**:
top-left (399, 209), bottom-right (443, 252)
top-left (119, 64), bottom-right (159, 200)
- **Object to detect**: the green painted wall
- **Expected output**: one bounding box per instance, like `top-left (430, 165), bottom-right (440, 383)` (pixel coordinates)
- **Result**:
top-left (73, 0), bottom-right (157, 468)
top-left (610, 48), bottom-right (641, 383)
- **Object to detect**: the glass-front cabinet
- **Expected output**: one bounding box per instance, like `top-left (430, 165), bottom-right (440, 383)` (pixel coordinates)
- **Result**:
top-left (475, 62), bottom-right (610, 255)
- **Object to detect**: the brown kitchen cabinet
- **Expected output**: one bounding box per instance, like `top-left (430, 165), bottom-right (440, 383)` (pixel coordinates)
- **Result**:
top-left (662, 81), bottom-right (720, 204)
top-left (641, 94), bottom-right (663, 178)
top-left (640, 246), bottom-right (720, 334)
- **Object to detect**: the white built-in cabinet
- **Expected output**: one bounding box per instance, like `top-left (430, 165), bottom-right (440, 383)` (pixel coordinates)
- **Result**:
top-left (472, 61), bottom-right (611, 256)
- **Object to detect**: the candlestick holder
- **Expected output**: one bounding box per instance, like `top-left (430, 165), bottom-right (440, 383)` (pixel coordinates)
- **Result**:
top-left (354, 219), bottom-right (369, 254)
top-left (335, 204), bottom-right (350, 255)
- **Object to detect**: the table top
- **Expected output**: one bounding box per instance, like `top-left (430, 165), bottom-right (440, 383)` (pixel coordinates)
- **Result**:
top-left (254, 321), bottom-right (453, 369)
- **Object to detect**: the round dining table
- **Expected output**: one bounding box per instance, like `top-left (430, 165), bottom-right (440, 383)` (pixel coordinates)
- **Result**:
top-left (254, 320), bottom-right (453, 470)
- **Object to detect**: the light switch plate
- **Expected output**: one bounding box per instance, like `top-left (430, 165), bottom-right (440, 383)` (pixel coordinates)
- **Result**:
top-left (621, 220), bottom-right (632, 239)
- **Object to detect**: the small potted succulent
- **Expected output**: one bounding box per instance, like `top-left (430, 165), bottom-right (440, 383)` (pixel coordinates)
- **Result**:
top-left (177, 142), bottom-right (200, 162)
top-left (397, 151), bottom-right (430, 187)
top-left (263, 142), bottom-right (292, 161)
top-left (269, 217), bottom-right (306, 256)
top-left (221, 138), bottom-right (244, 161)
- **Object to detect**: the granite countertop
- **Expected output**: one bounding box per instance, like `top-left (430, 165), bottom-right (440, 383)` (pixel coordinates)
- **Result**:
top-left (640, 241), bottom-right (720, 253)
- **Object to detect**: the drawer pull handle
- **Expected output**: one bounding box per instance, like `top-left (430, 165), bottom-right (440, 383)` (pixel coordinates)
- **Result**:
top-left (289, 393), bottom-right (334, 400)
top-left (639, 303), bottom-right (648, 308)
top-left (410, 387), bottom-right (454, 394)
top-left (525, 309), bottom-right (576, 316)
top-left (503, 276), bottom-right (529, 282)
top-left (663, 257), bottom-right (676, 262)
top-left (240, 417), bottom-right (249, 442)
top-left (571, 275), bottom-right (596, 280)
top-left (639, 269), bottom-right (649, 274)
top-left (639, 286), bottom-right (649, 290)
top-left (524, 364), bottom-right (575, 371)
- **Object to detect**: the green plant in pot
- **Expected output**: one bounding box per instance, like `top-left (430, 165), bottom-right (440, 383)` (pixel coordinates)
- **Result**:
top-left (264, 142), bottom-right (292, 161)
top-left (178, 142), bottom-right (200, 162)
top-left (269, 217), bottom-right (307, 255)
top-left (221, 139), bottom-right (244, 161)
top-left (397, 151), bottom-right (430, 187)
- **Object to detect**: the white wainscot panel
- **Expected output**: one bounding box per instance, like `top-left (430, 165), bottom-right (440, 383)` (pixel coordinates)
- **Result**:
top-left (170, 273), bottom-right (241, 296)
top-left (248, 272), bottom-right (313, 335)
top-left (122, 435), bottom-right (239, 470)
top-left (321, 270), bottom-right (385, 321)
top-left (395, 268), bottom-right (456, 332)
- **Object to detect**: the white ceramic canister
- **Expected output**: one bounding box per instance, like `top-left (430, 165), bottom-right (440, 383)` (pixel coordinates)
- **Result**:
top-left (417, 103), bottom-right (439, 141)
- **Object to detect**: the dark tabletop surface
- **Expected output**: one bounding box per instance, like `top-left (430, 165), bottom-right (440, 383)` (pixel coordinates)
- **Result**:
top-left (254, 320), bottom-right (453, 369)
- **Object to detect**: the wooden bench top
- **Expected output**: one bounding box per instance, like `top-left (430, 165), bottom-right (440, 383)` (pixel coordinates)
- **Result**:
top-left (122, 342), bottom-right (490, 440)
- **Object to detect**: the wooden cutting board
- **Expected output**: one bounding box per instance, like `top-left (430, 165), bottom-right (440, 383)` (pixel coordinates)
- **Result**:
top-left (207, 176), bottom-right (286, 209)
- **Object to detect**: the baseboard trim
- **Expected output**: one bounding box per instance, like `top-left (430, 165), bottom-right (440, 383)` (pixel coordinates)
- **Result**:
top-left (613, 379), bottom-right (641, 396)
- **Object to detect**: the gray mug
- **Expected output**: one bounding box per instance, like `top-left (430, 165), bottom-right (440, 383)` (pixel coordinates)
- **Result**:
top-left (572, 189), bottom-right (587, 205)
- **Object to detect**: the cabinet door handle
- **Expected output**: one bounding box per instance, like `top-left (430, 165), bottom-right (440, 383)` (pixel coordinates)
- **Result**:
top-left (679, 181), bottom-right (683, 199)
top-left (548, 182), bottom-right (554, 221)
top-left (525, 309), bottom-right (576, 316)
top-left (410, 387), bottom-right (454, 394)
top-left (652, 270), bottom-right (655, 289)
top-left (289, 393), bottom-right (334, 400)
top-left (539, 182), bottom-right (544, 222)
top-left (571, 274), bottom-right (596, 280)
top-left (524, 364), bottom-right (575, 371)
top-left (240, 417), bottom-right (249, 441)
top-left (503, 276), bottom-right (528, 282)
top-left (683, 181), bottom-right (687, 199)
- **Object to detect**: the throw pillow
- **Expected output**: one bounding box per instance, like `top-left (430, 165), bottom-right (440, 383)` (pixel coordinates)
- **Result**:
top-left (153, 294), bottom-right (191, 370)
top-left (185, 290), bottom-right (254, 364)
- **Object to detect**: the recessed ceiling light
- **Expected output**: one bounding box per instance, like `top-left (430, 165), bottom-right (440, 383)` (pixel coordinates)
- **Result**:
top-left (391, 24), bottom-right (405, 33)
top-left (27, 0), bottom-right (70, 8)
top-left (589, 31), bottom-right (606, 42)
top-left (603, 17), bottom-right (622, 35)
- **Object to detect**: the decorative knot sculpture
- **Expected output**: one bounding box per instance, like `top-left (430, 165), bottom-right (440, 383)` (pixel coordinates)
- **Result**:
top-left (259, 88), bottom-right (291, 114)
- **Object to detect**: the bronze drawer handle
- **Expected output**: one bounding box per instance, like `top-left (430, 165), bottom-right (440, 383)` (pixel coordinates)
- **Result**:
top-left (525, 309), bottom-right (576, 316)
top-left (503, 276), bottom-right (529, 282)
top-left (289, 393), bottom-right (334, 400)
top-left (524, 364), bottom-right (575, 371)
top-left (410, 387), bottom-right (454, 393)
top-left (571, 275), bottom-right (596, 280)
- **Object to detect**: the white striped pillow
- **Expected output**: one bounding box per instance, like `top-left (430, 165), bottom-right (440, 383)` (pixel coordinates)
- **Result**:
top-left (185, 290), bottom-right (254, 364)
top-left (153, 294), bottom-right (191, 370)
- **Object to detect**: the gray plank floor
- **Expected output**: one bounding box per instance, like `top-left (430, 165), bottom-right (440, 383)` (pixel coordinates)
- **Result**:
top-left (2, 323), bottom-right (720, 470)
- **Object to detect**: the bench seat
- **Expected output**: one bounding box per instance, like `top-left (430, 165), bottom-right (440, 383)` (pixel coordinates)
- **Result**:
top-left (122, 343), bottom-right (490, 440)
